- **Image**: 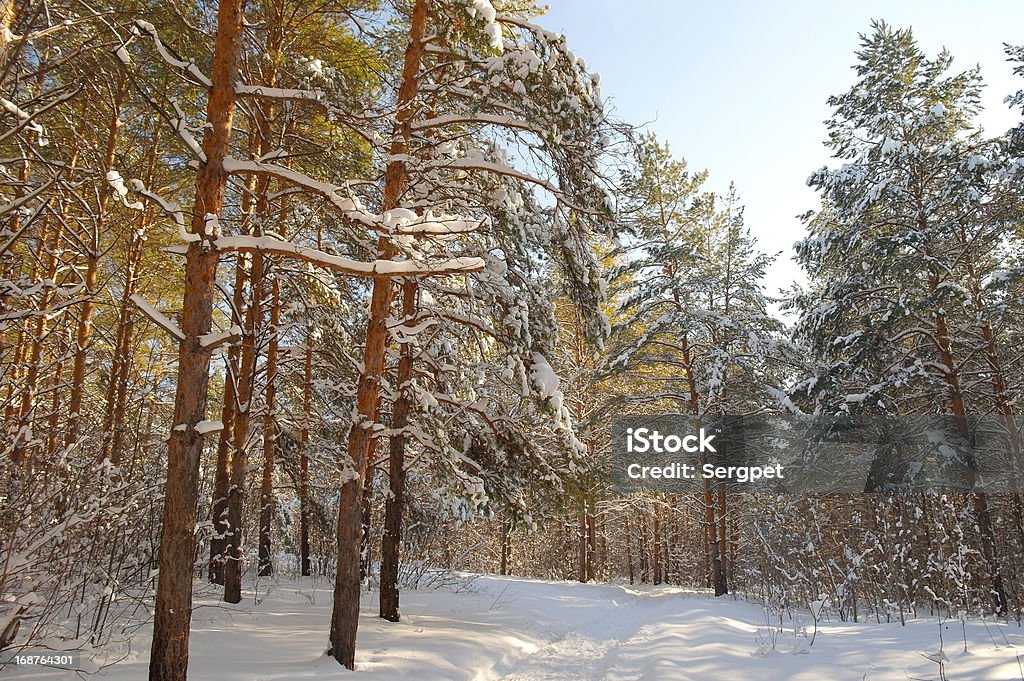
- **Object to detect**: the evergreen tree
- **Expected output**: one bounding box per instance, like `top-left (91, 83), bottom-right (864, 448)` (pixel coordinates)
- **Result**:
top-left (790, 21), bottom-right (1018, 614)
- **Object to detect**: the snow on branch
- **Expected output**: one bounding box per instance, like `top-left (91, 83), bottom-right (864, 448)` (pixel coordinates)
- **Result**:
top-left (128, 179), bottom-right (196, 243)
top-left (0, 178), bottom-right (57, 222)
top-left (0, 86), bottom-right (80, 146)
top-left (433, 157), bottom-right (560, 196)
top-left (200, 325), bottom-right (242, 349)
top-left (1, 97), bottom-right (48, 144)
top-left (130, 294), bottom-right (185, 341)
top-left (235, 84), bottom-right (326, 102)
top-left (169, 98), bottom-right (206, 162)
top-left (223, 158), bottom-right (483, 236)
top-left (131, 20), bottom-right (212, 87)
top-left (123, 21), bottom-right (332, 108)
top-left (214, 235), bottom-right (485, 277)
top-left (222, 157), bottom-right (377, 226)
top-left (381, 207), bottom-right (482, 236)
top-left (411, 113), bottom-right (546, 137)
top-left (494, 15), bottom-right (562, 44)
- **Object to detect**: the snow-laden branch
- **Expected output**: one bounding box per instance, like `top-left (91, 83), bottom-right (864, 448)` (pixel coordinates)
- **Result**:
top-left (0, 86), bottom-right (80, 146)
top-left (222, 157), bottom-right (377, 226)
top-left (128, 179), bottom-right (196, 243)
top-left (223, 158), bottom-right (484, 236)
top-left (214, 234), bottom-right (485, 277)
top-left (200, 325), bottom-right (242, 349)
top-left (131, 20), bottom-right (213, 87)
top-left (0, 178), bottom-right (57, 222)
top-left (169, 98), bottom-right (206, 162)
top-left (412, 113), bottom-right (546, 137)
top-left (381, 207), bottom-right (482, 236)
top-left (235, 84), bottom-right (326, 102)
top-left (125, 23), bottom-right (327, 103)
top-left (494, 14), bottom-right (562, 44)
top-left (432, 157), bottom-right (560, 196)
top-left (130, 294), bottom-right (185, 341)
top-left (1, 97), bottom-right (47, 143)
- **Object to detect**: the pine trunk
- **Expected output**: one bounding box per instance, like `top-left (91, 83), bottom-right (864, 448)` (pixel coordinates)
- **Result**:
top-left (652, 503), bottom-right (662, 585)
top-left (379, 280), bottom-right (417, 622)
top-left (67, 80), bottom-right (125, 448)
top-left (299, 327), bottom-right (313, 577)
top-left (359, 451), bottom-right (377, 581)
top-left (329, 0), bottom-right (427, 669)
top-left (223, 247), bottom-right (264, 603)
top-left (148, 0), bottom-right (245, 677)
top-left (209, 249), bottom-right (246, 585)
top-left (716, 489), bottom-right (729, 594)
top-left (258, 279), bottom-right (280, 577)
top-left (931, 268), bottom-right (1007, 614)
top-left (103, 132), bottom-right (159, 464)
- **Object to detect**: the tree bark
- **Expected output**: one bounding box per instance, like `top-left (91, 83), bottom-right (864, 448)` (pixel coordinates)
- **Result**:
top-left (329, 0), bottom-right (427, 669)
top-left (930, 268), bottom-right (1007, 614)
top-left (652, 502), bottom-right (662, 585)
top-left (14, 214), bottom-right (58, 465)
top-left (299, 325), bottom-right (313, 577)
top-left (222, 246), bottom-right (264, 603)
top-left (209, 254), bottom-right (245, 585)
top-left (379, 279), bottom-right (417, 621)
top-left (359, 451), bottom-right (377, 581)
top-left (624, 512), bottom-right (634, 585)
top-left (716, 489), bottom-right (729, 594)
top-left (67, 78), bottom-right (125, 448)
top-left (258, 279), bottom-right (280, 577)
top-left (500, 516), bottom-right (512, 576)
top-left (148, 0), bottom-right (246, 678)
top-left (103, 128), bottom-right (160, 465)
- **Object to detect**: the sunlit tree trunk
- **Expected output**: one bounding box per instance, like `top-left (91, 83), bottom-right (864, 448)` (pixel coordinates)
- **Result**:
top-left (258, 278), bottom-right (281, 577)
top-left (67, 78), bottom-right (126, 448)
top-left (379, 279), bottom-right (417, 621)
top-left (149, 0), bottom-right (246, 677)
top-left (329, 0), bottom-right (428, 669)
top-left (299, 324), bottom-right (313, 577)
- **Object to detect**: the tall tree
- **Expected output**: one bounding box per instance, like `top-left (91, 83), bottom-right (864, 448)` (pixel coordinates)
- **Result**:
top-left (148, 0), bottom-right (247, 677)
top-left (330, 0), bottom-right (618, 666)
top-left (791, 21), bottom-right (1017, 613)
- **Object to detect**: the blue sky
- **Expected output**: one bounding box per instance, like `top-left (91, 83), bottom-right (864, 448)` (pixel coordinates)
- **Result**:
top-left (537, 0), bottom-right (1024, 300)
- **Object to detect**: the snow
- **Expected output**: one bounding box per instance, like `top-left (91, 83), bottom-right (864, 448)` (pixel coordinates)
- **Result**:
top-left (214, 234), bottom-right (485, 277)
top-left (466, 0), bottom-right (502, 51)
top-left (235, 84), bottom-right (325, 101)
top-left (132, 20), bottom-right (212, 87)
top-left (529, 352), bottom-right (560, 399)
top-left (221, 157), bottom-right (376, 226)
top-left (195, 420), bottom-right (223, 435)
top-left (199, 325), bottom-right (241, 348)
top-left (1, 96), bottom-right (47, 143)
top-left (129, 179), bottom-right (194, 242)
top-left (105, 170), bottom-right (143, 210)
top-left (129, 294), bottom-right (184, 341)
top-left (22, 574), bottom-right (1024, 680)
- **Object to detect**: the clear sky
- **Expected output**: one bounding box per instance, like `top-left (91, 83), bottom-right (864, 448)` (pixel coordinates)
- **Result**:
top-left (536, 0), bottom-right (1024, 301)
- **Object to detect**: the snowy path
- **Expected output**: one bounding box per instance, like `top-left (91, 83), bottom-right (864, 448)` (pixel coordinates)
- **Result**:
top-left (12, 574), bottom-right (1024, 680)
top-left (493, 585), bottom-right (684, 681)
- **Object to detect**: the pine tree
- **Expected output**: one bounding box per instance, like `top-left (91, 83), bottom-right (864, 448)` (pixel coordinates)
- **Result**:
top-left (604, 135), bottom-right (791, 595)
top-left (791, 21), bottom-right (1017, 614)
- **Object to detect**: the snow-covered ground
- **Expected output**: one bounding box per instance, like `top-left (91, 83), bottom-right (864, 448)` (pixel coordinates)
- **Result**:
top-left (11, 574), bottom-right (1024, 680)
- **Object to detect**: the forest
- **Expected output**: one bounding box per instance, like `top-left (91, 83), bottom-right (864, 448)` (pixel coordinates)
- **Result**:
top-left (2, 0), bottom-right (1024, 679)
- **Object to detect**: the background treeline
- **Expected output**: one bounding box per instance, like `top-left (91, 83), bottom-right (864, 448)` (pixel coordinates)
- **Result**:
top-left (1, 0), bottom-right (1023, 677)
